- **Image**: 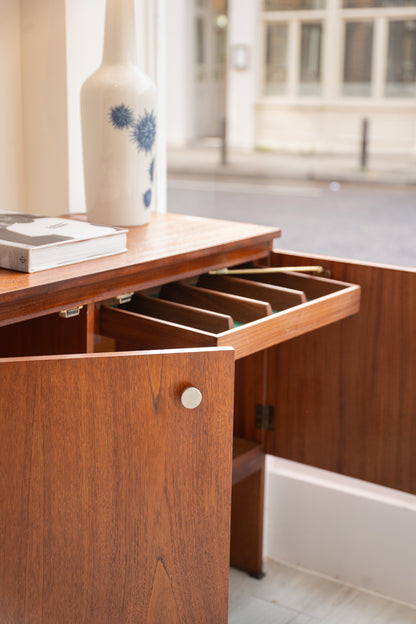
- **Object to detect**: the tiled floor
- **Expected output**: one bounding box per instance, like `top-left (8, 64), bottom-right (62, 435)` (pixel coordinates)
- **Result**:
top-left (229, 560), bottom-right (416, 623)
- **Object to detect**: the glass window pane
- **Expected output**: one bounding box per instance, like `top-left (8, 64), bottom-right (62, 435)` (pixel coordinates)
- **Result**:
top-left (265, 23), bottom-right (288, 95)
top-left (195, 17), bottom-right (205, 65)
top-left (300, 23), bottom-right (322, 95)
top-left (264, 0), bottom-right (325, 10)
top-left (343, 1), bottom-right (416, 7)
top-left (343, 21), bottom-right (373, 96)
top-left (386, 20), bottom-right (416, 97)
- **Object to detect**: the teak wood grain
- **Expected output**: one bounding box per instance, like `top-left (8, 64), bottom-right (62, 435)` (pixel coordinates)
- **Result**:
top-left (197, 274), bottom-right (307, 310)
top-left (0, 305), bottom-right (94, 357)
top-left (160, 282), bottom-right (272, 322)
top-left (123, 292), bottom-right (234, 332)
top-left (240, 268), bottom-right (349, 299)
top-left (100, 305), bottom-right (218, 350)
top-left (102, 275), bottom-right (360, 361)
top-left (0, 348), bottom-right (234, 623)
top-left (264, 251), bottom-right (416, 494)
top-left (0, 213), bottom-right (279, 326)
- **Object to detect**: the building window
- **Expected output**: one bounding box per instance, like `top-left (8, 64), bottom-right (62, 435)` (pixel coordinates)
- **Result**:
top-left (386, 19), bottom-right (416, 96)
top-left (265, 23), bottom-right (288, 95)
top-left (265, 0), bottom-right (325, 9)
top-left (300, 22), bottom-right (322, 95)
top-left (343, 21), bottom-right (374, 96)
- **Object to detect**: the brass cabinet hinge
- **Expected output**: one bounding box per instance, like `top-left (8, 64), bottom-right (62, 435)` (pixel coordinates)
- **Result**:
top-left (255, 404), bottom-right (275, 431)
top-left (116, 292), bottom-right (134, 305)
top-left (58, 306), bottom-right (83, 319)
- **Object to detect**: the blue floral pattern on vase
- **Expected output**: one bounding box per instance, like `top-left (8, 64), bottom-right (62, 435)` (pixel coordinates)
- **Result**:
top-left (148, 158), bottom-right (155, 183)
top-left (108, 105), bottom-right (156, 210)
top-left (109, 104), bottom-right (134, 129)
top-left (130, 110), bottom-right (156, 154)
top-left (143, 189), bottom-right (152, 208)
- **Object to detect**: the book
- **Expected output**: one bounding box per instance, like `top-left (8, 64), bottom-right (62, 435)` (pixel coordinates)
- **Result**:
top-left (0, 212), bottom-right (128, 273)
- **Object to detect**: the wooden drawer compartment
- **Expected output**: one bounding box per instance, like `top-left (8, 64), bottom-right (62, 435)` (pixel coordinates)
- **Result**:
top-left (99, 261), bottom-right (360, 360)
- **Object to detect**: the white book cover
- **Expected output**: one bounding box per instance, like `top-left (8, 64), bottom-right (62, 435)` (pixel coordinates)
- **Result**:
top-left (0, 212), bottom-right (128, 272)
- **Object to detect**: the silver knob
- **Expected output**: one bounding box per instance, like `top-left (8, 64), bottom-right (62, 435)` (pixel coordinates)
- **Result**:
top-left (181, 387), bottom-right (202, 409)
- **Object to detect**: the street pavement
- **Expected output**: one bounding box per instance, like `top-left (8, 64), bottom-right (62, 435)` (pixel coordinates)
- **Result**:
top-left (168, 145), bottom-right (416, 187)
top-left (167, 148), bottom-right (416, 269)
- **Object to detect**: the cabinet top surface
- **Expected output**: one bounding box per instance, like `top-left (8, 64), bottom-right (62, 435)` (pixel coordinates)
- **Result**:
top-left (0, 213), bottom-right (280, 323)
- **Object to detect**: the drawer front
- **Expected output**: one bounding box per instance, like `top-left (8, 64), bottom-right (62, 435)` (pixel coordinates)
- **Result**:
top-left (99, 262), bottom-right (361, 360)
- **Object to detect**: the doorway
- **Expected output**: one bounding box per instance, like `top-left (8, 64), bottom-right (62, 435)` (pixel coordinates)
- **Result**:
top-left (194, 0), bottom-right (228, 140)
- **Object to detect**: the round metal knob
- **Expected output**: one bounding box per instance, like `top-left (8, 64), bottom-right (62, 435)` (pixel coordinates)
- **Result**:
top-left (181, 387), bottom-right (202, 409)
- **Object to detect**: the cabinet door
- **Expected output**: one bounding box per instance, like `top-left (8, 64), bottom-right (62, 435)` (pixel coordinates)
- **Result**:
top-left (0, 348), bottom-right (234, 624)
top-left (264, 252), bottom-right (416, 494)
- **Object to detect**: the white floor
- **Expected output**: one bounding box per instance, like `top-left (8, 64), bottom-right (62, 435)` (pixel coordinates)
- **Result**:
top-left (229, 560), bottom-right (416, 624)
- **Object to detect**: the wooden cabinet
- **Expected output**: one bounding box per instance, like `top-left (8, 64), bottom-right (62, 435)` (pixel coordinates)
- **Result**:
top-left (0, 212), bottom-right (414, 622)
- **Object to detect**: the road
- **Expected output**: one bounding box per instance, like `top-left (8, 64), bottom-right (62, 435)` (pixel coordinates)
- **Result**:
top-left (167, 178), bottom-right (416, 268)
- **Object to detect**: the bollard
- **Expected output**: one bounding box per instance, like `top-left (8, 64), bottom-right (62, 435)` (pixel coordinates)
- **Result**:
top-left (220, 116), bottom-right (227, 166)
top-left (361, 118), bottom-right (369, 170)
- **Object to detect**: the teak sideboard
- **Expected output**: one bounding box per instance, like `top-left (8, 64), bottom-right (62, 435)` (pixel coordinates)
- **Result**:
top-left (0, 212), bottom-right (414, 623)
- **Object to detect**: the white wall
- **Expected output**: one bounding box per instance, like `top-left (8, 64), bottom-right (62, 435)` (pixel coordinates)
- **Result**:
top-left (165, 0), bottom-right (194, 148)
top-left (265, 456), bottom-right (416, 606)
top-left (20, 0), bottom-right (69, 216)
top-left (256, 102), bottom-right (416, 155)
top-left (0, 0), bottom-right (24, 214)
top-left (0, 0), bottom-right (69, 217)
top-left (227, 0), bottom-right (261, 150)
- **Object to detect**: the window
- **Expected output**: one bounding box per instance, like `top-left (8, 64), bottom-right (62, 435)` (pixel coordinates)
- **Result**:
top-left (386, 19), bottom-right (416, 96)
top-left (343, 21), bottom-right (373, 96)
top-left (300, 23), bottom-right (322, 95)
top-left (265, 23), bottom-right (288, 95)
top-left (265, 0), bottom-right (325, 9)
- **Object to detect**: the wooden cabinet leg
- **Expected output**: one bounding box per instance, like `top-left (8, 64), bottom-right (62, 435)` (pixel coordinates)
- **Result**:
top-left (230, 458), bottom-right (265, 578)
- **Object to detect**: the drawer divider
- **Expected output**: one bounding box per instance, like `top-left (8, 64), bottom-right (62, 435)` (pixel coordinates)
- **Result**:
top-left (160, 283), bottom-right (272, 323)
top-left (197, 274), bottom-right (306, 311)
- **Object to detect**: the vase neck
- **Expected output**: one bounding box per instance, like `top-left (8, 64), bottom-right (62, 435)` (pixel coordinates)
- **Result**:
top-left (102, 0), bottom-right (137, 66)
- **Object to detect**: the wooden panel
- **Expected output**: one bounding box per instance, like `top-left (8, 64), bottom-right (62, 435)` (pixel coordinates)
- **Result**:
top-left (122, 292), bottom-right (234, 332)
top-left (238, 269), bottom-right (349, 299)
top-left (231, 352), bottom-right (267, 577)
top-left (216, 283), bottom-right (360, 359)
top-left (100, 305), bottom-right (218, 350)
top-left (232, 438), bottom-right (265, 486)
top-left (230, 467), bottom-right (265, 578)
top-left (0, 348), bottom-right (234, 623)
top-left (0, 213), bottom-right (279, 326)
top-left (160, 282), bottom-right (272, 322)
top-left (0, 304), bottom-right (93, 357)
top-left (198, 274), bottom-right (307, 309)
top-left (266, 251), bottom-right (416, 494)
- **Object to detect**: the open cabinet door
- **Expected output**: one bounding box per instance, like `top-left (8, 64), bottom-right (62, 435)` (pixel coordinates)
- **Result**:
top-left (0, 348), bottom-right (234, 624)
top-left (265, 251), bottom-right (416, 494)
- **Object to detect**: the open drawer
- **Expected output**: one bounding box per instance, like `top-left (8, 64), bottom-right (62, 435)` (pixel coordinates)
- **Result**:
top-left (99, 259), bottom-right (361, 360)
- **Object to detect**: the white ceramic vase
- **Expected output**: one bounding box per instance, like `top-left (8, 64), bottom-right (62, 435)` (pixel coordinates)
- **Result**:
top-left (81, 0), bottom-right (157, 227)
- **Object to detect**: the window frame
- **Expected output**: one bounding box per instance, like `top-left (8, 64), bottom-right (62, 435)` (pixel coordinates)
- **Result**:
top-left (260, 2), bottom-right (416, 103)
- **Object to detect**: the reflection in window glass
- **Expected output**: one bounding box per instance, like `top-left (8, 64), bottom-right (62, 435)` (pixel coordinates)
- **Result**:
top-left (265, 23), bottom-right (288, 95)
top-left (300, 23), bottom-right (322, 95)
top-left (343, 21), bottom-right (373, 96)
top-left (213, 23), bottom-right (227, 81)
top-left (195, 17), bottom-right (205, 83)
top-left (343, 1), bottom-right (416, 7)
top-left (265, 0), bottom-right (325, 8)
top-left (386, 20), bottom-right (416, 96)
